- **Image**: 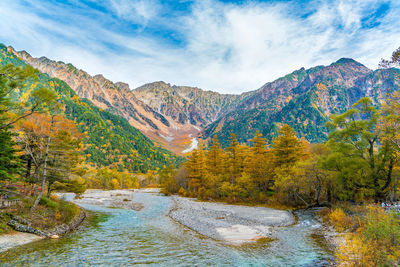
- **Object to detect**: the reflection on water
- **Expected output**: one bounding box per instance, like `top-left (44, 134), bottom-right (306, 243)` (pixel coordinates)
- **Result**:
top-left (0, 192), bottom-right (334, 266)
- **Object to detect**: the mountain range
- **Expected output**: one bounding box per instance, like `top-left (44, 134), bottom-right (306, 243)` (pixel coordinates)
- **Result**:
top-left (5, 44), bottom-right (400, 153)
top-left (0, 44), bottom-right (181, 172)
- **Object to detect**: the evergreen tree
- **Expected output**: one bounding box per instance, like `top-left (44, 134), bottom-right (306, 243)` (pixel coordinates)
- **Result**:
top-left (0, 64), bottom-right (40, 181)
top-left (324, 97), bottom-right (394, 201)
top-left (0, 123), bottom-right (20, 181)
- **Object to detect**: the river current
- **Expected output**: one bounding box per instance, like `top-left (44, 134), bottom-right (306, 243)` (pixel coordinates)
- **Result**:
top-left (0, 191), bottom-right (334, 266)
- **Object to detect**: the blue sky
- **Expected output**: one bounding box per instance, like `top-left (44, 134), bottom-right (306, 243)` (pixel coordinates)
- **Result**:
top-left (0, 0), bottom-right (399, 93)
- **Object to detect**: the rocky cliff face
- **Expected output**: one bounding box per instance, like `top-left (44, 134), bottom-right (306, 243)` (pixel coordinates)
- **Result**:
top-left (16, 51), bottom-right (168, 131)
top-left (13, 50), bottom-right (228, 154)
top-left (133, 81), bottom-right (243, 127)
top-left (204, 58), bottom-right (400, 146)
top-left (12, 46), bottom-right (399, 151)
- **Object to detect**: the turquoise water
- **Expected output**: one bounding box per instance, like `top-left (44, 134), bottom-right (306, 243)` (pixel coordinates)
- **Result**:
top-left (0, 192), bottom-right (333, 266)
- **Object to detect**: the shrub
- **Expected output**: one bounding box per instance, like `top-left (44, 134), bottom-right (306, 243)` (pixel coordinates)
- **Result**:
top-left (110, 178), bottom-right (120, 189)
top-left (58, 199), bottom-right (79, 223)
top-left (337, 233), bottom-right (377, 266)
top-left (337, 207), bottom-right (400, 266)
top-left (39, 197), bottom-right (59, 210)
top-left (328, 208), bottom-right (353, 232)
top-left (0, 213), bottom-right (13, 234)
top-left (178, 187), bottom-right (186, 197)
top-left (361, 207), bottom-right (400, 265)
top-left (318, 207), bottom-right (331, 219)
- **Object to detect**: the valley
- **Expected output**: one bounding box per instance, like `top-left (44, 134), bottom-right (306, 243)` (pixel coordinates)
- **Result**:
top-left (9, 45), bottom-right (400, 152)
top-left (1, 1), bottom-right (400, 266)
top-left (0, 190), bottom-right (334, 266)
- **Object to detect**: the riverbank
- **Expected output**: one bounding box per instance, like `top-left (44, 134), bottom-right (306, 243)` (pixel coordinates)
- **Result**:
top-left (0, 189), bottom-right (335, 266)
top-left (168, 196), bottom-right (294, 244)
top-left (0, 232), bottom-right (44, 253)
top-left (0, 192), bottom-right (86, 254)
top-left (70, 189), bottom-right (145, 211)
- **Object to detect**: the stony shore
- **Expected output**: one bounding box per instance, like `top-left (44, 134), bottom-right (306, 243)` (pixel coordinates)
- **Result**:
top-left (168, 196), bottom-right (294, 243)
top-left (0, 196), bottom-right (87, 254)
top-left (0, 190), bottom-right (295, 252)
top-left (0, 232), bottom-right (44, 253)
top-left (71, 189), bottom-right (145, 211)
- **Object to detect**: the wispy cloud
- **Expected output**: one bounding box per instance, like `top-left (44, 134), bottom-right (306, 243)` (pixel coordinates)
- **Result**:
top-left (0, 0), bottom-right (399, 93)
top-left (109, 0), bottom-right (161, 25)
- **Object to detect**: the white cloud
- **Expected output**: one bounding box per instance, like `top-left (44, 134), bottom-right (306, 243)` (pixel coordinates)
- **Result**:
top-left (109, 0), bottom-right (160, 25)
top-left (0, 0), bottom-right (399, 94)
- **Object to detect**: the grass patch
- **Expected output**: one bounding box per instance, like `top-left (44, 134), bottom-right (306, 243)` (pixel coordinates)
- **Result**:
top-left (39, 197), bottom-right (59, 210)
top-left (0, 213), bottom-right (13, 234)
top-left (0, 195), bottom-right (80, 232)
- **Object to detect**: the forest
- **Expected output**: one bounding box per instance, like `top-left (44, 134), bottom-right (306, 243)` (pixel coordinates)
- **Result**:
top-left (0, 44), bottom-right (182, 174)
top-left (0, 55), bottom-right (161, 235)
top-left (160, 94), bottom-right (400, 265)
top-left (0, 41), bottom-right (400, 266)
top-left (161, 95), bottom-right (400, 206)
top-left (158, 47), bottom-right (400, 265)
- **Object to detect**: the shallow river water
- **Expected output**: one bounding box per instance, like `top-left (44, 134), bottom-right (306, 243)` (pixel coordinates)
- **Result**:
top-left (0, 192), bottom-right (334, 266)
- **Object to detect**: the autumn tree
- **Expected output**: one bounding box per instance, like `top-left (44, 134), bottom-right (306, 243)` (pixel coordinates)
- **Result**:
top-left (271, 124), bottom-right (306, 204)
top-left (226, 133), bottom-right (248, 184)
top-left (289, 144), bottom-right (333, 206)
top-left (205, 135), bottom-right (225, 177)
top-left (380, 91), bottom-right (400, 201)
top-left (380, 46), bottom-right (400, 68)
top-left (184, 142), bottom-right (206, 195)
top-left (204, 136), bottom-right (226, 197)
top-left (246, 131), bottom-right (273, 193)
top-left (272, 124), bottom-right (305, 168)
top-left (159, 165), bottom-right (177, 195)
top-left (45, 116), bottom-right (85, 197)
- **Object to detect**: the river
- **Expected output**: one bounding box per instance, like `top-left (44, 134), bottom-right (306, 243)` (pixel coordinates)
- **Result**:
top-left (0, 191), bottom-right (334, 266)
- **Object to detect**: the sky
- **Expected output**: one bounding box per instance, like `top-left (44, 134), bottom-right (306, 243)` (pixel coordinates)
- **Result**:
top-left (0, 0), bottom-right (399, 94)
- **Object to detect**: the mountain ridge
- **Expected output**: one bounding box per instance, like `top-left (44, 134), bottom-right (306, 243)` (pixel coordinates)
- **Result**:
top-left (8, 44), bottom-right (400, 150)
top-left (204, 58), bottom-right (399, 146)
top-left (0, 44), bottom-right (181, 171)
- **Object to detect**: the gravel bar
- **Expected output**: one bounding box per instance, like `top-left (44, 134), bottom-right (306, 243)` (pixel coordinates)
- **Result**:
top-left (169, 196), bottom-right (294, 243)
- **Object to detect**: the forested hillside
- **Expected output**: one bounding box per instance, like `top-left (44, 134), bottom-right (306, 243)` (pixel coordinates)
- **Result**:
top-left (13, 50), bottom-right (222, 154)
top-left (204, 59), bottom-right (400, 146)
top-left (12, 45), bottom-right (399, 153)
top-left (0, 44), bottom-right (181, 172)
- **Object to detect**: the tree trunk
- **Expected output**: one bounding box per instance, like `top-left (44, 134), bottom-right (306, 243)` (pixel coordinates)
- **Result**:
top-left (47, 180), bottom-right (53, 198)
top-left (25, 157), bottom-right (32, 180)
top-left (315, 185), bottom-right (321, 206)
top-left (390, 185), bottom-right (394, 203)
top-left (293, 190), bottom-right (309, 207)
top-left (381, 158), bottom-right (394, 192)
top-left (31, 115), bottom-right (55, 212)
top-left (327, 185), bottom-right (332, 203)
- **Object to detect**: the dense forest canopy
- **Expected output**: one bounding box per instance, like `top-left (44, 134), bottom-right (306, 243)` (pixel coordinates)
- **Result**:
top-left (0, 44), bottom-right (183, 174)
top-left (162, 95), bottom-right (400, 206)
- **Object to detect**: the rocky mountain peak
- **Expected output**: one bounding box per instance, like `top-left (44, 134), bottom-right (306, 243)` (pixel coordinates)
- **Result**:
top-left (330, 57), bottom-right (370, 71)
top-left (115, 82), bottom-right (130, 91)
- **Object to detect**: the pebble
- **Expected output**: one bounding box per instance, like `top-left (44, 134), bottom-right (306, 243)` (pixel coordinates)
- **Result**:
top-left (169, 196), bottom-right (294, 243)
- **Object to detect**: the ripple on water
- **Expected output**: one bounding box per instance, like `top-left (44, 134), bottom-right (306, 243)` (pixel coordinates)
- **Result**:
top-left (0, 192), bottom-right (334, 266)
